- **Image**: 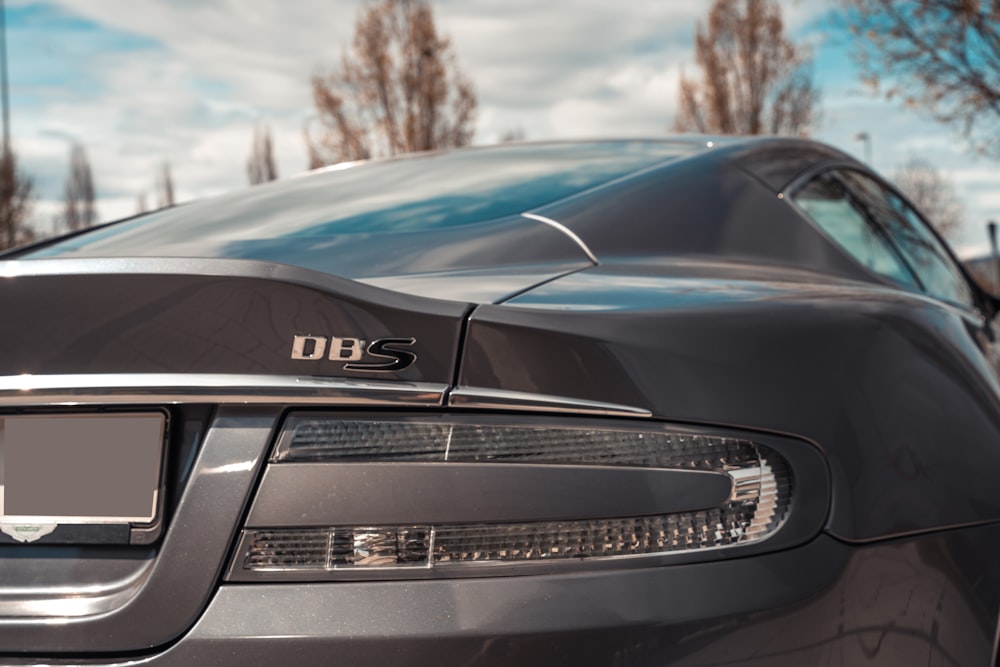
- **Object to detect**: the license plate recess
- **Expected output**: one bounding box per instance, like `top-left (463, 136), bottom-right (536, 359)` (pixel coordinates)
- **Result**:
top-left (0, 412), bottom-right (166, 545)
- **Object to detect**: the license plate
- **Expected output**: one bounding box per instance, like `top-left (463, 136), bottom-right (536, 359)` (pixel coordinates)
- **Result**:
top-left (0, 413), bottom-right (165, 524)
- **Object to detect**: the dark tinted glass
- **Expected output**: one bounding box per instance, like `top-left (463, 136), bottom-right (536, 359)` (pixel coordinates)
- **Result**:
top-left (838, 171), bottom-right (973, 308)
top-left (792, 173), bottom-right (919, 288)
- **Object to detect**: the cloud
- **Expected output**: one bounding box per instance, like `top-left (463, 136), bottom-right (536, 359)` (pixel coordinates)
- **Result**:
top-left (5, 0), bottom-right (997, 250)
top-left (39, 0), bottom-right (704, 132)
top-left (546, 63), bottom-right (682, 138)
top-left (8, 0), bottom-right (712, 231)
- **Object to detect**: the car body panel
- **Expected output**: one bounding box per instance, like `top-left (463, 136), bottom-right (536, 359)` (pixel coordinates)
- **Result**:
top-left (0, 406), bottom-right (275, 653)
top-left (720, 137), bottom-right (855, 191)
top-left (359, 262), bottom-right (590, 303)
top-left (1, 137), bottom-right (999, 664)
top-left (464, 262), bottom-right (1000, 542)
top-left (1, 527), bottom-right (997, 665)
top-left (530, 150), bottom-right (875, 281)
top-left (0, 258), bottom-right (467, 382)
top-left (16, 141), bottom-right (695, 280)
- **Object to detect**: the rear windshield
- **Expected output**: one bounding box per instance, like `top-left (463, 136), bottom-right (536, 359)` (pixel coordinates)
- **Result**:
top-left (25, 141), bottom-right (690, 259)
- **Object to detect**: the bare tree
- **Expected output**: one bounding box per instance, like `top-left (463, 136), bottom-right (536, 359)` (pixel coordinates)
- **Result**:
top-left (247, 123), bottom-right (278, 185)
top-left (843, 1), bottom-right (1000, 155)
top-left (156, 162), bottom-right (175, 209)
top-left (306, 0), bottom-right (477, 166)
top-left (0, 148), bottom-right (34, 251)
top-left (892, 157), bottom-right (964, 240)
top-left (63, 143), bottom-right (97, 232)
top-left (674, 0), bottom-right (819, 136)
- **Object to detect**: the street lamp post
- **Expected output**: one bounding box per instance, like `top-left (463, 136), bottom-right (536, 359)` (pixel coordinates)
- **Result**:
top-left (854, 132), bottom-right (872, 165)
top-left (0, 0), bottom-right (9, 155)
top-left (989, 220), bottom-right (999, 289)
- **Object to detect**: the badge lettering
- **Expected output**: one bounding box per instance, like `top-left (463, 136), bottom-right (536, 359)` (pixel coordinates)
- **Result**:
top-left (291, 335), bottom-right (416, 372)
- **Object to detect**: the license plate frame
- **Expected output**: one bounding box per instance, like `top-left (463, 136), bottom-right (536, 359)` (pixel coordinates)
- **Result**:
top-left (0, 412), bottom-right (166, 543)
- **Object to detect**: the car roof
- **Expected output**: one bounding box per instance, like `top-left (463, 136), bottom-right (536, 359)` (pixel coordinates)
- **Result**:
top-left (15, 137), bottom-right (868, 283)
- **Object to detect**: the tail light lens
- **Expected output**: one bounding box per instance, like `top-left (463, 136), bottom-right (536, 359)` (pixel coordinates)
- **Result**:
top-left (231, 417), bottom-right (798, 579)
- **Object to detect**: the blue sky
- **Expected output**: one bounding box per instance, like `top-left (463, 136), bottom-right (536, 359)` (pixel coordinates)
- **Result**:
top-left (6, 0), bottom-right (998, 255)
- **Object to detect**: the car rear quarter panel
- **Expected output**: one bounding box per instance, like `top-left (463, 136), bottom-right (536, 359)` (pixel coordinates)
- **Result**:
top-left (466, 269), bottom-right (1000, 543)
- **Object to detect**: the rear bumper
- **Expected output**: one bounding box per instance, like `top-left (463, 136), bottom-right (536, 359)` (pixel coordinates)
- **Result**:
top-left (5, 529), bottom-right (995, 667)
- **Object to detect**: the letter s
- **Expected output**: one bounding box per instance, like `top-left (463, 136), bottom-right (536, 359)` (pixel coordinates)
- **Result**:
top-left (343, 337), bottom-right (417, 372)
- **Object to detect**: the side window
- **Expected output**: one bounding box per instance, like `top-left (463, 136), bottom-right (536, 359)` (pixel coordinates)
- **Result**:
top-left (838, 171), bottom-right (974, 309)
top-left (792, 173), bottom-right (919, 289)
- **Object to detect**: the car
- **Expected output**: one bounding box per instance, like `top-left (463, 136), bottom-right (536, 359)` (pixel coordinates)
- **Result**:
top-left (0, 136), bottom-right (998, 666)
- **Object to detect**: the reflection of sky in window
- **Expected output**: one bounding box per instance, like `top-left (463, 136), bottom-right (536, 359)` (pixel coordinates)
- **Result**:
top-left (796, 197), bottom-right (917, 287)
top-left (28, 142), bottom-right (691, 259)
top-left (841, 171), bottom-right (973, 307)
top-left (888, 195), bottom-right (972, 306)
top-left (793, 177), bottom-right (919, 289)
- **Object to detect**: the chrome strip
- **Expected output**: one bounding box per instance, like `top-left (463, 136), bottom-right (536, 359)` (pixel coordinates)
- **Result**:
top-left (448, 386), bottom-right (651, 417)
top-left (0, 374), bottom-right (649, 416)
top-left (0, 374), bottom-right (447, 407)
top-left (520, 212), bottom-right (600, 265)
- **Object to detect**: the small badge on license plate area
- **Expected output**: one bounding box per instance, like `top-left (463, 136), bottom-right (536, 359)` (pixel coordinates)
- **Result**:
top-left (0, 412), bottom-right (166, 544)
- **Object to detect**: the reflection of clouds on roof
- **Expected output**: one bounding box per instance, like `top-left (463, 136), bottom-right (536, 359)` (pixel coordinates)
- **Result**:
top-left (31, 141), bottom-right (690, 253)
top-left (508, 262), bottom-right (886, 312)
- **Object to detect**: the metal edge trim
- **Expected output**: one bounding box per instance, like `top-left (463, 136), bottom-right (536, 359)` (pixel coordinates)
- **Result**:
top-left (447, 386), bottom-right (651, 417)
top-left (520, 212), bottom-right (600, 265)
top-left (0, 374), bottom-right (447, 407)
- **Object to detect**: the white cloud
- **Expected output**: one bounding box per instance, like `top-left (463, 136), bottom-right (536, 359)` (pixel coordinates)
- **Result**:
top-left (546, 63), bottom-right (681, 138)
top-left (5, 0), bottom-right (997, 252)
top-left (38, 0), bottom-right (348, 107)
top-left (10, 0), bottom-right (711, 229)
top-left (41, 0), bottom-right (704, 127)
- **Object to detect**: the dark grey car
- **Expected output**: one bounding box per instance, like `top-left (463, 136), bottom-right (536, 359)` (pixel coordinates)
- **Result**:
top-left (0, 138), bottom-right (998, 665)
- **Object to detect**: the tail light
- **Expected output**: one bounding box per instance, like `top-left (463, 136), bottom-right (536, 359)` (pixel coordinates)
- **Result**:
top-left (228, 415), bottom-right (820, 580)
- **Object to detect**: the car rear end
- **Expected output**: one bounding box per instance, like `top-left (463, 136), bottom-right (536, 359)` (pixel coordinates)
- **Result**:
top-left (0, 256), bottom-right (845, 665)
top-left (2, 139), bottom-right (999, 665)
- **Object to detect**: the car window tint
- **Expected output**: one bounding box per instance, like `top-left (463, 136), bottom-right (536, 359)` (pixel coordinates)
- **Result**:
top-left (792, 173), bottom-right (919, 288)
top-left (838, 170), bottom-right (974, 308)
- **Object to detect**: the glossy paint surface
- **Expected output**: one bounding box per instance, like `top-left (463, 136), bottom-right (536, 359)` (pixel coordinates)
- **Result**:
top-left (19, 141), bottom-right (690, 279)
top-left (469, 262), bottom-right (1000, 542)
top-left (0, 406), bottom-right (278, 652)
top-left (178, 524), bottom-right (1000, 666)
top-left (1, 526), bottom-right (997, 664)
top-left (531, 150), bottom-right (871, 279)
top-left (0, 258), bottom-right (466, 382)
top-left (1, 137), bottom-right (999, 664)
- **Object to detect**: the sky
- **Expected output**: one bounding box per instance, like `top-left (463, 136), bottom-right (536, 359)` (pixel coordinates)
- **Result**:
top-left (6, 0), bottom-right (999, 256)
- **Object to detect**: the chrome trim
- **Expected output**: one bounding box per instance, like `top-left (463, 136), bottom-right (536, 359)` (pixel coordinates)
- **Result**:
top-left (447, 386), bottom-right (651, 417)
top-left (0, 374), bottom-right (651, 416)
top-left (520, 212), bottom-right (600, 265)
top-left (0, 374), bottom-right (447, 407)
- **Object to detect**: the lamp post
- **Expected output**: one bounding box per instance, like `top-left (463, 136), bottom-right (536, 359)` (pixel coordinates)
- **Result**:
top-left (854, 132), bottom-right (872, 165)
top-left (989, 220), bottom-right (999, 289)
top-left (0, 0), bottom-right (9, 156)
